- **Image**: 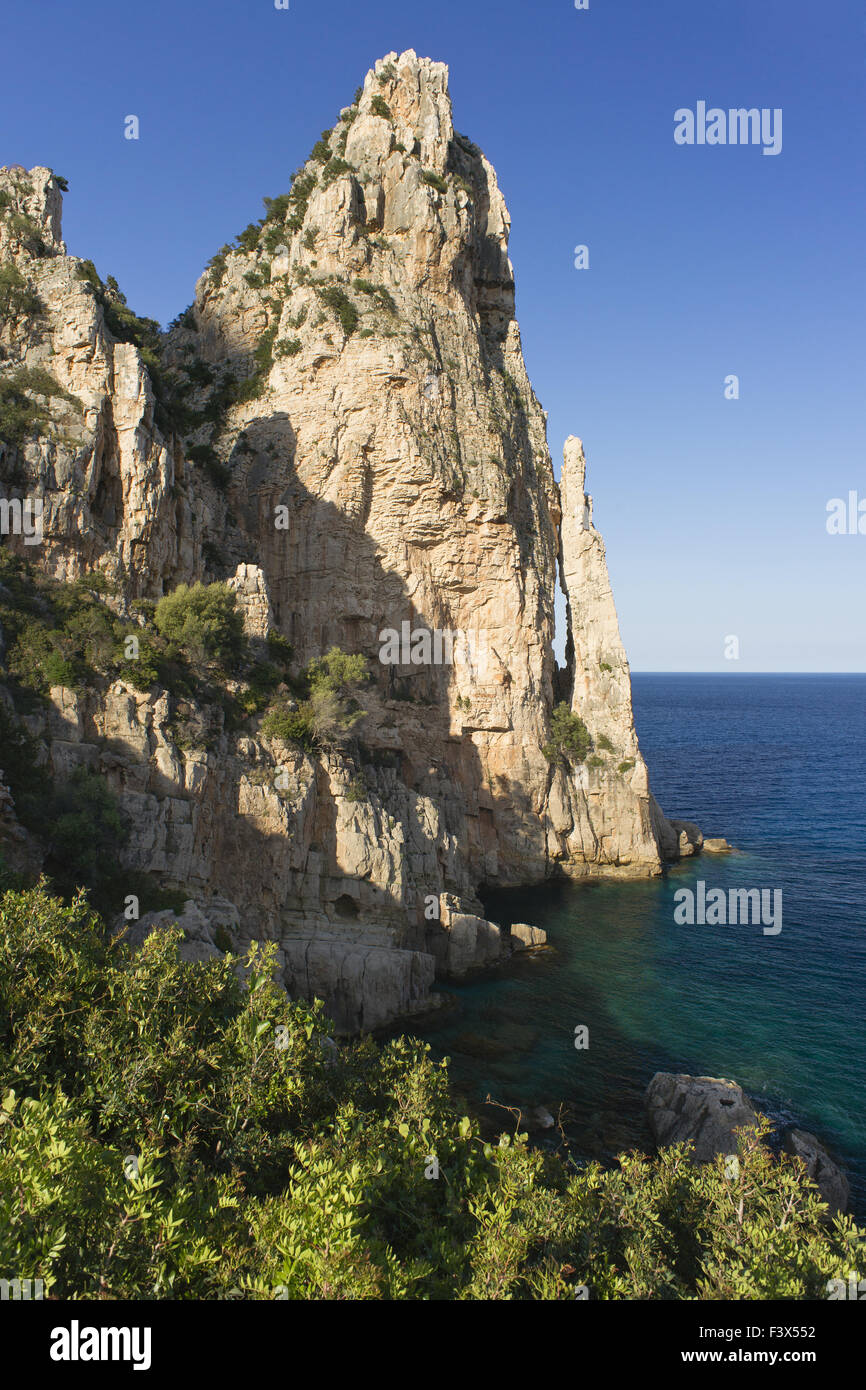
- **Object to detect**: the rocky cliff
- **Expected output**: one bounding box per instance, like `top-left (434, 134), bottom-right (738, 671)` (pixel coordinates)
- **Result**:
top-left (0, 51), bottom-right (698, 1031)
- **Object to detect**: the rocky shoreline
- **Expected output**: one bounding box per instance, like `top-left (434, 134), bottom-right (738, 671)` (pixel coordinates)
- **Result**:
top-left (644, 1072), bottom-right (850, 1213)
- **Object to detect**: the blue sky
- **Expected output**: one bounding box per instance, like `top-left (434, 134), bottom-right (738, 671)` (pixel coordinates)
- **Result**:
top-left (4, 0), bottom-right (864, 670)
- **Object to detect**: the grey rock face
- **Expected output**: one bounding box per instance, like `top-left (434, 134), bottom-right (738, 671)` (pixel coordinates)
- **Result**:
top-left (646, 1073), bottom-right (850, 1214)
top-left (645, 1072), bottom-right (761, 1161)
top-left (782, 1128), bottom-right (850, 1214)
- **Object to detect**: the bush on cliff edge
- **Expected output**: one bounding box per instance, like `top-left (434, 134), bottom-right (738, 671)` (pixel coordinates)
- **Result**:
top-left (0, 883), bottom-right (861, 1301)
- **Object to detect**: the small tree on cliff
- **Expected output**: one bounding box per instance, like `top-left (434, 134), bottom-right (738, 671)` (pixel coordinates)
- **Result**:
top-left (542, 702), bottom-right (592, 766)
top-left (154, 582), bottom-right (245, 674)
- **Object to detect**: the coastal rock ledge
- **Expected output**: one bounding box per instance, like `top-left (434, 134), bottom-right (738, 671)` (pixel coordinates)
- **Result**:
top-left (645, 1072), bottom-right (849, 1214)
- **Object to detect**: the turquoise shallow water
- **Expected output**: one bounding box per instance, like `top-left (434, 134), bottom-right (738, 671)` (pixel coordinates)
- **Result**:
top-left (410, 675), bottom-right (866, 1214)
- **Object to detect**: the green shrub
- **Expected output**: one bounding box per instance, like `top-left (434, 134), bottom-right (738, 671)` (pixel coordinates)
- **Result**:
top-left (262, 193), bottom-right (290, 224)
top-left (345, 775), bottom-right (368, 803)
top-left (597, 734), bottom-right (614, 753)
top-left (261, 701), bottom-right (316, 750)
top-left (235, 223), bottom-right (263, 253)
top-left (266, 631), bottom-right (294, 664)
top-left (286, 171), bottom-right (317, 232)
top-left (0, 366), bottom-right (82, 450)
top-left (370, 95), bottom-right (392, 120)
top-left (0, 559), bottom-right (129, 694)
top-left (542, 703), bottom-right (592, 766)
top-left (310, 134), bottom-right (332, 163)
top-left (206, 251), bottom-right (228, 287)
top-left (45, 768), bottom-right (129, 896)
top-left (0, 704), bottom-right (127, 906)
top-left (314, 285), bottom-right (358, 337)
top-left (154, 582), bottom-right (244, 673)
top-left (352, 279), bottom-right (397, 317)
top-left (0, 883), bottom-right (860, 1300)
top-left (618, 759), bottom-right (636, 775)
top-left (275, 336), bottom-right (302, 358)
top-left (3, 211), bottom-right (46, 255)
top-left (422, 170), bottom-right (448, 195)
top-left (0, 263), bottom-right (44, 321)
top-left (321, 157), bottom-right (352, 188)
top-left (599, 660), bottom-right (612, 673)
top-left (306, 646), bottom-right (368, 692)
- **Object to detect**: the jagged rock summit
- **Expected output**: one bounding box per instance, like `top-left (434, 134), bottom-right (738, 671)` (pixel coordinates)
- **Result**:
top-left (0, 51), bottom-right (698, 1030)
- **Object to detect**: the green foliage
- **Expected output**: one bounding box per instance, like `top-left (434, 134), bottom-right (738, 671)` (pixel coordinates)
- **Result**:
top-left (306, 646), bottom-right (367, 693)
top-left (44, 769), bottom-right (129, 896)
top-left (596, 734), bottom-right (614, 753)
top-left (0, 555), bottom-right (131, 695)
top-left (618, 759), bottom-right (636, 775)
top-left (0, 702), bottom-right (127, 907)
top-left (286, 171), bottom-right (317, 232)
top-left (599, 660), bottom-right (613, 673)
top-left (206, 251), bottom-right (228, 287)
top-left (0, 366), bottom-right (82, 450)
top-left (0, 263), bottom-right (44, 321)
top-left (370, 95), bottom-right (392, 120)
top-left (262, 647), bottom-right (368, 750)
top-left (235, 223), bottom-right (262, 253)
top-left (261, 702), bottom-right (316, 751)
top-left (73, 260), bottom-right (181, 431)
top-left (154, 582), bottom-right (244, 673)
top-left (352, 279), bottom-right (397, 317)
top-left (2, 210), bottom-right (46, 255)
top-left (263, 193), bottom-right (290, 223)
top-left (0, 883), bottom-right (860, 1300)
top-left (315, 285), bottom-right (358, 337)
top-left (587, 756), bottom-right (605, 769)
top-left (542, 703), bottom-right (592, 766)
top-left (275, 336), bottom-right (302, 357)
top-left (422, 169), bottom-right (448, 195)
top-left (321, 157), bottom-right (352, 188)
top-left (310, 134), bottom-right (333, 163)
top-left (345, 774), bottom-right (368, 803)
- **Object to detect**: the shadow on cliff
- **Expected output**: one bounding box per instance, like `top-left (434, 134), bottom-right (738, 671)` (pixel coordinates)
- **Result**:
top-left (95, 407), bottom-right (507, 969)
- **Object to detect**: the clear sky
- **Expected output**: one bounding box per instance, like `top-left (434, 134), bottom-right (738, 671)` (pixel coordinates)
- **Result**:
top-left (4, 0), bottom-right (864, 670)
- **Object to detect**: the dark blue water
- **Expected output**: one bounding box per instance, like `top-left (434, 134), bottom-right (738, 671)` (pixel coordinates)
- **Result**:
top-left (413, 675), bottom-right (866, 1213)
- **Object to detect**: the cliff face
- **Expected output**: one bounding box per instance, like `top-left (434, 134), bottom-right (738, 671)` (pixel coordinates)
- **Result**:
top-left (0, 52), bottom-right (695, 1030)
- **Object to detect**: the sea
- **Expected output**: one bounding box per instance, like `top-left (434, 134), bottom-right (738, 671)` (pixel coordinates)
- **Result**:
top-left (409, 674), bottom-right (866, 1216)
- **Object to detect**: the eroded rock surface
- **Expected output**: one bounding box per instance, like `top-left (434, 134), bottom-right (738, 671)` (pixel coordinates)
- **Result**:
top-left (0, 52), bottom-right (696, 1030)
